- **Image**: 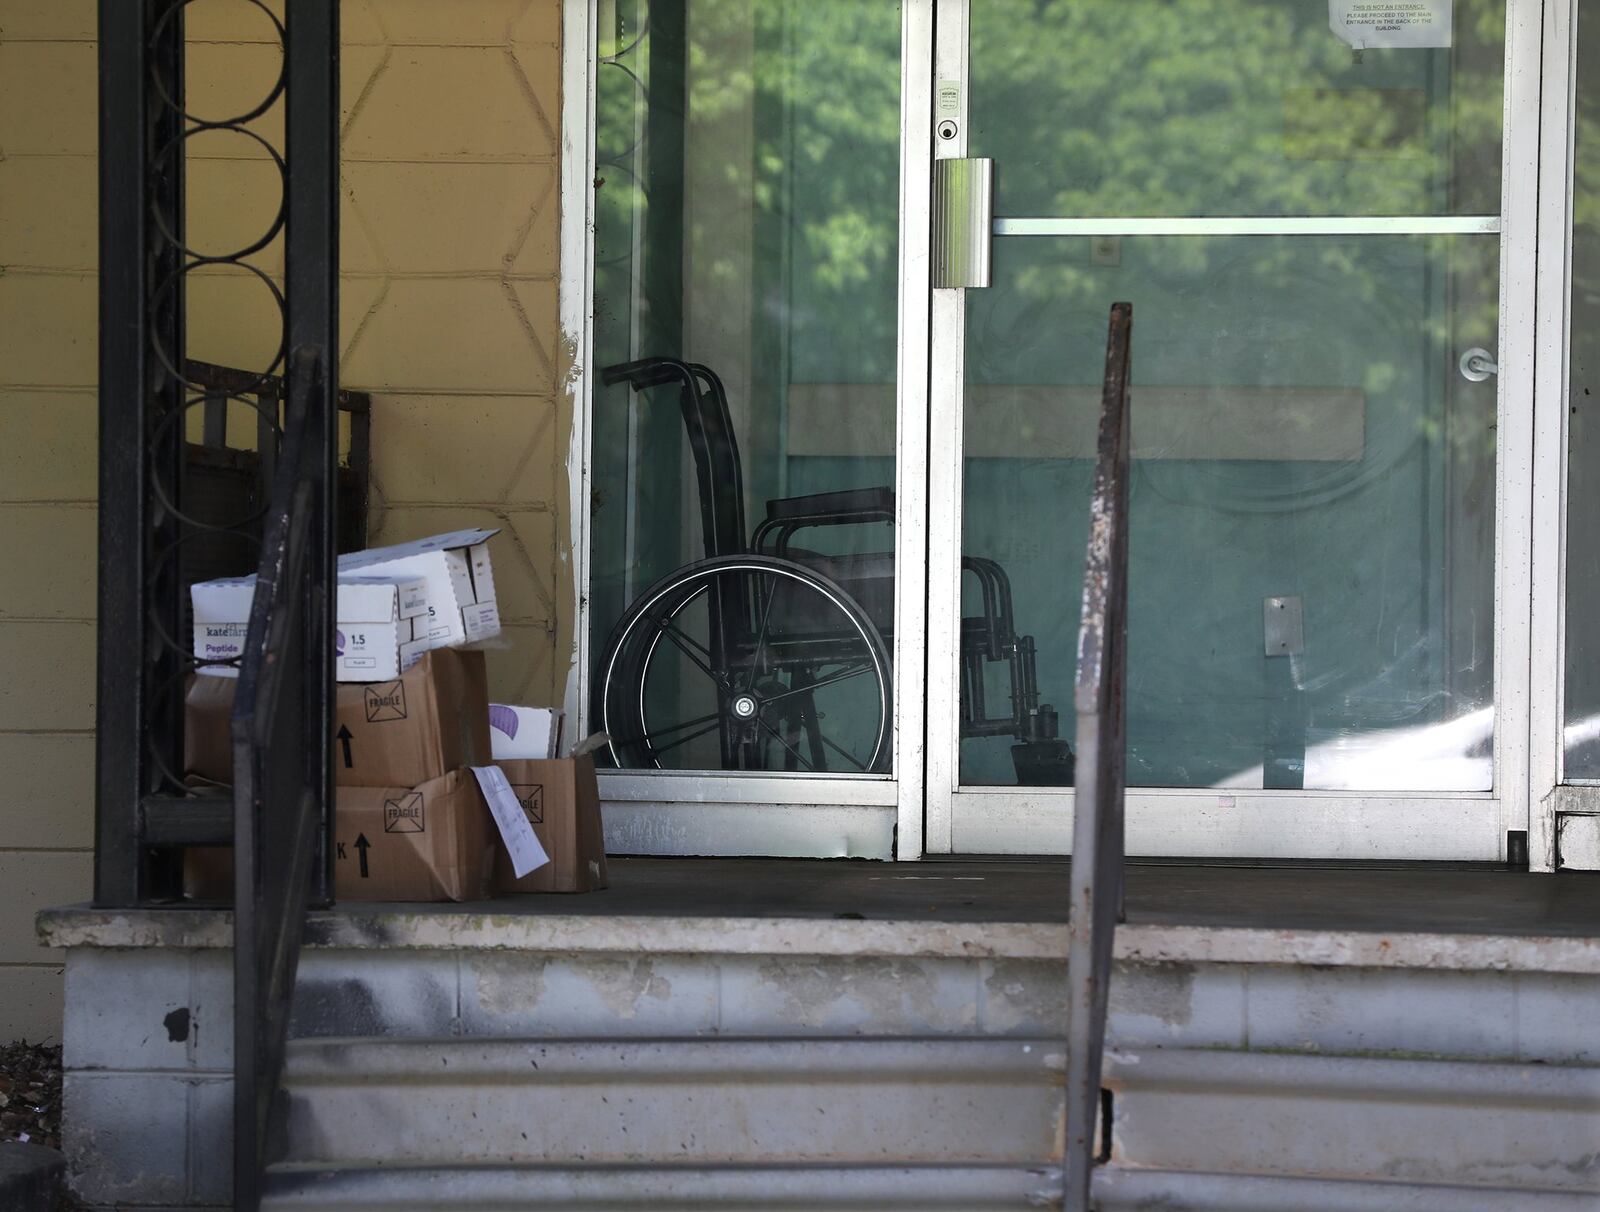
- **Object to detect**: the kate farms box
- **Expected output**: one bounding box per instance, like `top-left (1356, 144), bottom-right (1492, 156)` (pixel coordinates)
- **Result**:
top-left (191, 574), bottom-right (429, 681)
top-left (338, 528), bottom-right (500, 651)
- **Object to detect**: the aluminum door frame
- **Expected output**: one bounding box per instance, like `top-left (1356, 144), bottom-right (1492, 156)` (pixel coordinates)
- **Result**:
top-left (925, 0), bottom-right (1545, 862)
top-left (1529, 0), bottom-right (1600, 869)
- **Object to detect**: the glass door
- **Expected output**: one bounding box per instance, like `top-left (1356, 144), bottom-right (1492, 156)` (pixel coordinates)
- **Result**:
top-left (581, 0), bottom-right (933, 857)
top-left (927, 0), bottom-right (1540, 858)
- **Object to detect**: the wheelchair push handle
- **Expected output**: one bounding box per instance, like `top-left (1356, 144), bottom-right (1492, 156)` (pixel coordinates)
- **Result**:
top-left (602, 356), bottom-right (696, 391)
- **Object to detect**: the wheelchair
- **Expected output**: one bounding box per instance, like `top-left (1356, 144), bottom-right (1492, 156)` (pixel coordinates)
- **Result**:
top-left (595, 357), bottom-right (1072, 783)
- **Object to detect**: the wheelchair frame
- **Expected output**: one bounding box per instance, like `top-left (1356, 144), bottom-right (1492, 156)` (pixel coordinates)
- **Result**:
top-left (595, 356), bottom-right (1067, 781)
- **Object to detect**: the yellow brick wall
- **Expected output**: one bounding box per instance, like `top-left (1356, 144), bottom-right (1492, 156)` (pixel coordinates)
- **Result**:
top-left (0, 0), bottom-right (571, 1041)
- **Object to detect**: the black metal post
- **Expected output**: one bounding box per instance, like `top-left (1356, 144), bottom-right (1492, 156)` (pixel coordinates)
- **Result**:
top-left (94, 0), bottom-right (186, 906)
top-left (285, 0), bottom-right (340, 908)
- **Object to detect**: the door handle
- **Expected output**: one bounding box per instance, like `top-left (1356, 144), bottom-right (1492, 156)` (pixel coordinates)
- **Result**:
top-left (932, 157), bottom-right (992, 289)
top-left (1459, 347), bottom-right (1498, 382)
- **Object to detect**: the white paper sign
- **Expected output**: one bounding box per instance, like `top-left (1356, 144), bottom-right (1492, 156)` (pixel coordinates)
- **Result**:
top-left (471, 765), bottom-right (549, 879)
top-left (1329, 0), bottom-right (1451, 49)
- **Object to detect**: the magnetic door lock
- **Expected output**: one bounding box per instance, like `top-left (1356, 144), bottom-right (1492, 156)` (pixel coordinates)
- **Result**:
top-left (933, 157), bottom-right (993, 289)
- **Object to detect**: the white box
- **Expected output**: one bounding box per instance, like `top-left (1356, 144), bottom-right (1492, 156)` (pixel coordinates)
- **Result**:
top-left (191, 574), bottom-right (429, 682)
top-left (338, 528), bottom-right (501, 651)
top-left (488, 704), bottom-right (564, 760)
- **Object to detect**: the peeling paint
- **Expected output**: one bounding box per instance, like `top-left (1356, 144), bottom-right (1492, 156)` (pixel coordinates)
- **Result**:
top-left (471, 954), bottom-right (549, 1018)
top-left (753, 956), bottom-right (942, 1029)
top-left (1108, 963), bottom-right (1195, 1027)
top-left (580, 957), bottom-right (674, 1019)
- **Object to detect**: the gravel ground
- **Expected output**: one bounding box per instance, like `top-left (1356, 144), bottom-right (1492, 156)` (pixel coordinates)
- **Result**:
top-left (1, 1040), bottom-right (92, 1209)
top-left (0, 1040), bottom-right (61, 1152)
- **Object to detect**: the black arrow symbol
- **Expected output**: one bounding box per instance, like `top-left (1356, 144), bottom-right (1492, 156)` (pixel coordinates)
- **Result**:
top-left (337, 724), bottom-right (353, 768)
top-left (354, 832), bottom-right (371, 878)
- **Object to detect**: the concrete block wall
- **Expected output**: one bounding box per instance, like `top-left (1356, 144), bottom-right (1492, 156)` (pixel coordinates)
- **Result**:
top-left (0, 0), bottom-right (572, 1041)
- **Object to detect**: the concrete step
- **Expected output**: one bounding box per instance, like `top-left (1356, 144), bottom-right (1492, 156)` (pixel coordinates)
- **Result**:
top-left (1106, 1047), bottom-right (1600, 1195)
top-left (1092, 1168), bottom-right (1600, 1211)
top-left (0, 1143), bottom-right (66, 1212)
top-left (280, 1037), bottom-right (1065, 1168)
top-left (262, 1163), bottom-right (1064, 1210)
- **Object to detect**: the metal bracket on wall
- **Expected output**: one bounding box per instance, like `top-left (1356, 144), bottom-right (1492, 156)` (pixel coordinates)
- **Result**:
top-left (932, 157), bottom-right (993, 288)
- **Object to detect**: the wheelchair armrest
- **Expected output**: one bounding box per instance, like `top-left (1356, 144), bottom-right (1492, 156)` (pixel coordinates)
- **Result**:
top-left (763, 486), bottom-right (895, 525)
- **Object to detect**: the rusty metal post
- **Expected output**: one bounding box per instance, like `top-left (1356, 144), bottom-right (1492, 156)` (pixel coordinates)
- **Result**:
top-left (1063, 301), bottom-right (1133, 1209)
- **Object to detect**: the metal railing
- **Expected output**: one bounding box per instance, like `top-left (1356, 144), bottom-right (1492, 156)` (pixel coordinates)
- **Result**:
top-left (232, 347), bottom-right (334, 1212)
top-left (1064, 301), bottom-right (1133, 1209)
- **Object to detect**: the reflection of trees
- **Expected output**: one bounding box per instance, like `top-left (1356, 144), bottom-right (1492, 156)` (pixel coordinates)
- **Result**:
top-left (971, 0), bottom-right (1503, 219)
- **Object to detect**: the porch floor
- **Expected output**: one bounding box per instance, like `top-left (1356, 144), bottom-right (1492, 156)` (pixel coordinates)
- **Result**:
top-left (40, 858), bottom-right (1600, 973)
top-left (455, 857), bottom-right (1600, 937)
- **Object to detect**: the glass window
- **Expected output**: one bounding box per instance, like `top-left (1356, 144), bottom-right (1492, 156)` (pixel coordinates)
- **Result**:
top-left (589, 0), bottom-right (904, 773)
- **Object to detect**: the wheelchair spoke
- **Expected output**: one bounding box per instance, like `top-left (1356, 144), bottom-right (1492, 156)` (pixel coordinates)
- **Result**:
top-left (745, 573), bottom-right (780, 690)
top-left (756, 717), bottom-right (815, 772)
top-left (645, 720), bottom-right (723, 760)
top-left (657, 617), bottom-right (725, 687)
top-left (818, 732), bottom-right (867, 771)
top-left (764, 661), bottom-right (873, 704)
top-left (610, 710), bottom-right (721, 750)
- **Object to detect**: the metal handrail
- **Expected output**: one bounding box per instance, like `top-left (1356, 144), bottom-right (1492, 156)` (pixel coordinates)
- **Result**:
top-left (231, 346), bottom-right (334, 1212)
top-left (1064, 302), bottom-right (1134, 1208)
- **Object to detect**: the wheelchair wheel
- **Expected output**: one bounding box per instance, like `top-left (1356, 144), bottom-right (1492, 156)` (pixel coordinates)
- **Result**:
top-left (598, 555), bottom-right (892, 773)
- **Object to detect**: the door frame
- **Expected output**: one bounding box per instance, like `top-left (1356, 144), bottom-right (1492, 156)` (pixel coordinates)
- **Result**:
top-left (561, 0), bottom-right (937, 858)
top-left (922, 0), bottom-right (1546, 861)
top-left (1530, 0), bottom-right (1600, 869)
top-left (563, 0), bottom-right (1559, 864)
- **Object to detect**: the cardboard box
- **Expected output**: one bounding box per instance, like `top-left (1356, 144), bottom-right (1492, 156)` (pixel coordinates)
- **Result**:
top-left (191, 574), bottom-right (429, 681)
top-left (489, 704), bottom-right (564, 760)
top-left (185, 648), bottom-right (492, 789)
top-left (492, 755), bottom-right (608, 893)
top-left (185, 768), bottom-right (497, 903)
top-left (338, 528), bottom-right (500, 651)
top-left (335, 769), bottom-right (495, 901)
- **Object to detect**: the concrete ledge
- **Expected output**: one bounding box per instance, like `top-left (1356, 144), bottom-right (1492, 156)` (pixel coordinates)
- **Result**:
top-left (40, 859), bottom-right (1600, 973)
top-left (34, 904), bottom-right (1600, 973)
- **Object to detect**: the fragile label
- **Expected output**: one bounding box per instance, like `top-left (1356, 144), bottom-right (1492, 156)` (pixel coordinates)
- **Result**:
top-left (514, 783), bottom-right (545, 825)
top-left (384, 791), bottom-right (425, 834)
top-left (472, 765), bottom-right (549, 879)
top-left (1328, 0), bottom-right (1451, 49)
top-left (364, 681), bottom-right (408, 723)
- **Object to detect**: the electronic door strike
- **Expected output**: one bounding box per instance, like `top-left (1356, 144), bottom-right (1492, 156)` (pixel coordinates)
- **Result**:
top-left (1264, 595), bottom-right (1305, 657)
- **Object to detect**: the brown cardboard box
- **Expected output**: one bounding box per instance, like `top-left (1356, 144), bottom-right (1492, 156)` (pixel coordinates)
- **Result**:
top-left (184, 648), bottom-right (491, 788)
top-left (183, 846), bottom-right (232, 901)
top-left (184, 768), bottom-right (496, 903)
top-left (335, 769), bottom-right (495, 902)
top-left (492, 756), bottom-right (608, 893)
